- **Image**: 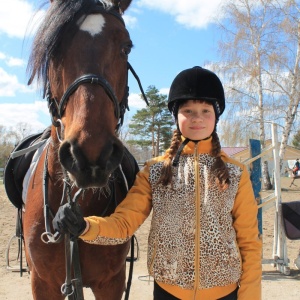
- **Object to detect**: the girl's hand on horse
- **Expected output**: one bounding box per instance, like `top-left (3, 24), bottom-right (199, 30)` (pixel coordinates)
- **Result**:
top-left (52, 203), bottom-right (87, 239)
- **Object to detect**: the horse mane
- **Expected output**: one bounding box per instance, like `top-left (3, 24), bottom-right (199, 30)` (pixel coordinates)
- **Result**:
top-left (27, 0), bottom-right (113, 96)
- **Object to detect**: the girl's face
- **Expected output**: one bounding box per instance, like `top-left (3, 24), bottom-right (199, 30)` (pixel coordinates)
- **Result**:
top-left (177, 100), bottom-right (216, 141)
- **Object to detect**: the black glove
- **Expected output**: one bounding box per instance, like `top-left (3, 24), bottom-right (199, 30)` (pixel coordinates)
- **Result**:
top-left (52, 203), bottom-right (86, 238)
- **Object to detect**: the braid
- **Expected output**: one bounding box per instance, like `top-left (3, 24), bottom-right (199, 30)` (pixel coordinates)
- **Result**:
top-left (158, 129), bottom-right (182, 186)
top-left (211, 130), bottom-right (230, 190)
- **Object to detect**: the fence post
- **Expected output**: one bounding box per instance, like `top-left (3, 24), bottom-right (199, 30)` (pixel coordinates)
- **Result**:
top-left (243, 124), bottom-right (290, 275)
top-left (271, 123), bottom-right (289, 274)
top-left (249, 139), bottom-right (262, 237)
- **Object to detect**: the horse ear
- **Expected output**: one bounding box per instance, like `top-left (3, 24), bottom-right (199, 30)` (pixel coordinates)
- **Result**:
top-left (113, 0), bottom-right (132, 13)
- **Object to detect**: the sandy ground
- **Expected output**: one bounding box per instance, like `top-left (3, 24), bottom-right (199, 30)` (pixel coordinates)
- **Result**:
top-left (0, 177), bottom-right (300, 299)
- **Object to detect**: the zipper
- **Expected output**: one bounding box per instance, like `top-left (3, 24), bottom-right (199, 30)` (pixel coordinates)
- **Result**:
top-left (193, 144), bottom-right (201, 299)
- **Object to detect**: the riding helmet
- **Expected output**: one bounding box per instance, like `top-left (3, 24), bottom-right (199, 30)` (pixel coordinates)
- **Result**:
top-left (168, 66), bottom-right (225, 119)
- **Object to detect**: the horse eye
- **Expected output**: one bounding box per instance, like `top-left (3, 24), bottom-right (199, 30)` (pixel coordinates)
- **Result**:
top-left (122, 44), bottom-right (132, 56)
top-left (121, 41), bottom-right (133, 56)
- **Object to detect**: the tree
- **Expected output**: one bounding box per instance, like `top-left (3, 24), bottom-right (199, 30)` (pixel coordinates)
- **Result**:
top-left (292, 129), bottom-right (300, 149)
top-left (0, 122), bottom-right (35, 168)
top-left (215, 0), bottom-right (300, 189)
top-left (127, 86), bottom-right (174, 157)
top-left (0, 125), bottom-right (15, 168)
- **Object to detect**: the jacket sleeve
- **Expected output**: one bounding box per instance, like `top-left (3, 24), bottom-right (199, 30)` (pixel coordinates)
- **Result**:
top-left (232, 166), bottom-right (262, 300)
top-left (80, 163), bottom-right (153, 245)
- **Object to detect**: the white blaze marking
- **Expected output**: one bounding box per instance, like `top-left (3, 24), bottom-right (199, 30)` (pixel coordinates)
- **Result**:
top-left (79, 14), bottom-right (105, 36)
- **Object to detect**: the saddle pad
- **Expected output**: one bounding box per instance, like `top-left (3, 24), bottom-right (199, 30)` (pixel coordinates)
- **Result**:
top-left (281, 201), bottom-right (300, 240)
top-left (4, 133), bottom-right (43, 208)
top-left (4, 127), bottom-right (51, 209)
top-left (22, 139), bottom-right (50, 203)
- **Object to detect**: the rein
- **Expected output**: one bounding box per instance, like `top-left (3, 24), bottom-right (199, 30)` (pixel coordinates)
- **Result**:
top-left (40, 2), bottom-right (146, 299)
top-left (40, 139), bottom-right (135, 300)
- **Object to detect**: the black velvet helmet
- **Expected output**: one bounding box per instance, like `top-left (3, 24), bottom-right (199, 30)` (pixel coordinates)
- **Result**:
top-left (168, 66), bottom-right (225, 118)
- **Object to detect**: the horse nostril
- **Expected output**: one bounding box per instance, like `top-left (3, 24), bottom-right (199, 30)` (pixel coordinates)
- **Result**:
top-left (59, 141), bottom-right (69, 160)
top-left (60, 140), bottom-right (89, 172)
top-left (59, 141), bottom-right (73, 170)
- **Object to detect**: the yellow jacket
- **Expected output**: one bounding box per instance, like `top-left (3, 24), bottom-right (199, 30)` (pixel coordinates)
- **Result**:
top-left (81, 138), bottom-right (262, 300)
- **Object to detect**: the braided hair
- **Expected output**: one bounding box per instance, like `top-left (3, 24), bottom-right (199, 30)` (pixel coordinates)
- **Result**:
top-left (158, 127), bottom-right (230, 191)
top-left (210, 130), bottom-right (230, 191)
top-left (157, 129), bottom-right (182, 186)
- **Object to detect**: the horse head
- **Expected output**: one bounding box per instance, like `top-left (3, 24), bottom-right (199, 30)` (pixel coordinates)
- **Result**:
top-left (27, 0), bottom-right (133, 188)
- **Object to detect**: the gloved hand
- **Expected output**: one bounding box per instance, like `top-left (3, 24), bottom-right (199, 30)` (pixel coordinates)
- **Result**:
top-left (52, 203), bottom-right (87, 239)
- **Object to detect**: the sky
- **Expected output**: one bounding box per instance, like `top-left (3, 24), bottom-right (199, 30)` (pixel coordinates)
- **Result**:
top-left (0, 0), bottom-right (227, 133)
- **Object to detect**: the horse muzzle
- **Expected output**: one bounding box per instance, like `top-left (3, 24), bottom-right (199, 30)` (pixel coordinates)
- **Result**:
top-left (58, 138), bottom-right (124, 188)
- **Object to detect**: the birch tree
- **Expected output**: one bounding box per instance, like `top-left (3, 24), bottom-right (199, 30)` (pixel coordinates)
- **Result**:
top-left (215, 0), bottom-right (300, 189)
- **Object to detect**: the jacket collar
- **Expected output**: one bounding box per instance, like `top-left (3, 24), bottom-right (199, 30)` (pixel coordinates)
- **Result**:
top-left (181, 136), bottom-right (213, 155)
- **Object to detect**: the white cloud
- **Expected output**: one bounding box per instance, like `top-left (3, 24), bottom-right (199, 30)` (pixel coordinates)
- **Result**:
top-left (0, 68), bottom-right (34, 97)
top-left (0, 101), bottom-right (49, 130)
top-left (0, 51), bottom-right (26, 67)
top-left (128, 93), bottom-right (147, 109)
top-left (0, 0), bottom-right (46, 38)
top-left (124, 15), bottom-right (138, 28)
top-left (136, 0), bottom-right (226, 28)
top-left (159, 88), bottom-right (169, 96)
top-left (6, 57), bottom-right (26, 67)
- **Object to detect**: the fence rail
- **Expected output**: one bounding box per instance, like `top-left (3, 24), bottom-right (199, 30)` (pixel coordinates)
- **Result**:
top-left (245, 123), bottom-right (289, 275)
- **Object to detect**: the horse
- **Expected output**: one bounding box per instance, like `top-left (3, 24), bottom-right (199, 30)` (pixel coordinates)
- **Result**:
top-left (7, 0), bottom-right (147, 299)
top-left (285, 167), bottom-right (300, 187)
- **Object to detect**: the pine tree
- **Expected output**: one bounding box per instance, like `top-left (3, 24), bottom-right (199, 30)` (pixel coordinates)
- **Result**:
top-left (127, 86), bottom-right (174, 157)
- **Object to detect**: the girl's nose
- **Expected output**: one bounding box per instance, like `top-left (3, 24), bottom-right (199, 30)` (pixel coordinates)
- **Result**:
top-left (191, 112), bottom-right (203, 121)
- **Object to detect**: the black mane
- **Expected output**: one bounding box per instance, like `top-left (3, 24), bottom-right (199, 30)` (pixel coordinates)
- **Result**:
top-left (27, 0), bottom-right (112, 95)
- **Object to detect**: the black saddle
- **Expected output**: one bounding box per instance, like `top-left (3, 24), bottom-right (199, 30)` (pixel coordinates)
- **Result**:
top-left (4, 127), bottom-right (51, 209)
top-left (4, 126), bottom-right (139, 209)
top-left (281, 201), bottom-right (300, 240)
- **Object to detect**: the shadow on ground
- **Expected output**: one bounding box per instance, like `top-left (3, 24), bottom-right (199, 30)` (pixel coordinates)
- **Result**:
top-left (263, 269), bottom-right (300, 281)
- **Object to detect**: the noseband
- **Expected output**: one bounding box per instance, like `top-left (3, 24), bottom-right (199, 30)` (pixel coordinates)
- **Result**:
top-left (46, 1), bottom-right (148, 131)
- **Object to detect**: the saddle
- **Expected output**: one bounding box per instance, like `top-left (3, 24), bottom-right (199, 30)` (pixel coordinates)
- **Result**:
top-left (4, 127), bottom-right (51, 209)
top-left (281, 201), bottom-right (300, 240)
top-left (4, 127), bottom-right (139, 209)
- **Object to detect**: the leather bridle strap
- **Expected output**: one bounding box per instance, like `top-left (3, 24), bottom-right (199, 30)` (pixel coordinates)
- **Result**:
top-left (128, 62), bottom-right (149, 106)
top-left (58, 74), bottom-right (120, 120)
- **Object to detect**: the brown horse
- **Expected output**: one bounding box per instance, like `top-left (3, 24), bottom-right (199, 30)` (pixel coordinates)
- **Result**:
top-left (21, 0), bottom-right (145, 299)
top-left (285, 167), bottom-right (300, 187)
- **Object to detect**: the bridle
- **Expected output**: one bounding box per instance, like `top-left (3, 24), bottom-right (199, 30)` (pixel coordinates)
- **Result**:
top-left (46, 1), bottom-right (148, 133)
top-left (42, 2), bottom-right (147, 299)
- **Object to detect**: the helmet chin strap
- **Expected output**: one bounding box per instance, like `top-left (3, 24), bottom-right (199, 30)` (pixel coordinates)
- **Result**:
top-left (172, 138), bottom-right (190, 167)
top-left (172, 134), bottom-right (212, 167)
top-left (172, 116), bottom-right (218, 167)
top-left (172, 123), bottom-right (216, 167)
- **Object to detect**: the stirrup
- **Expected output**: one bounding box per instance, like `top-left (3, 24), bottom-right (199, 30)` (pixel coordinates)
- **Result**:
top-left (6, 234), bottom-right (29, 272)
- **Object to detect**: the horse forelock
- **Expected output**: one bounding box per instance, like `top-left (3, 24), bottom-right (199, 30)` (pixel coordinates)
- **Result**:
top-left (27, 0), bottom-right (110, 95)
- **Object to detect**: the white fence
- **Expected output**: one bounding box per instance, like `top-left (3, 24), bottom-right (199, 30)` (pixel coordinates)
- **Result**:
top-left (243, 123), bottom-right (289, 275)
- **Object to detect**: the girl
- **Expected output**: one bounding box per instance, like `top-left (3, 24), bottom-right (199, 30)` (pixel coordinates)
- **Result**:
top-left (53, 66), bottom-right (262, 300)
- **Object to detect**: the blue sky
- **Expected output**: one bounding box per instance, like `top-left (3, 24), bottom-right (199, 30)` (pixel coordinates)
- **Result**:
top-left (0, 0), bottom-right (225, 132)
